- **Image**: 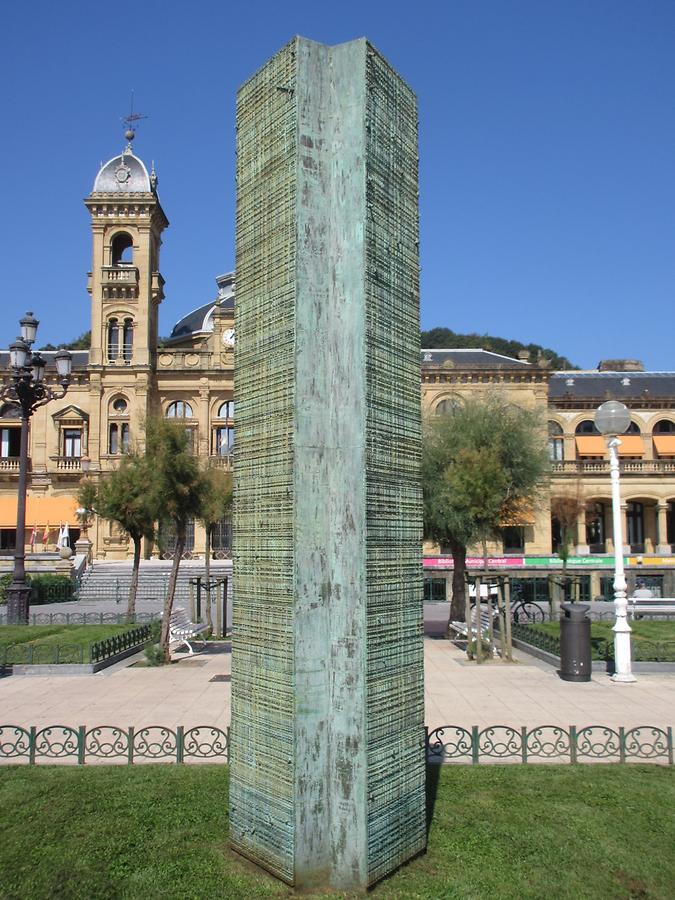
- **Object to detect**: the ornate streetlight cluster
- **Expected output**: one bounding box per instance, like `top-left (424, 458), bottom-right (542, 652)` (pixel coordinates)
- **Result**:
top-left (1, 312), bottom-right (72, 624)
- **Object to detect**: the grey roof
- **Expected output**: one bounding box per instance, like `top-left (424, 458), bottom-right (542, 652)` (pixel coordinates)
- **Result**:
top-left (0, 350), bottom-right (89, 370)
top-left (550, 372), bottom-right (675, 400)
top-left (169, 273), bottom-right (235, 340)
top-left (92, 149), bottom-right (152, 193)
top-left (420, 348), bottom-right (530, 368)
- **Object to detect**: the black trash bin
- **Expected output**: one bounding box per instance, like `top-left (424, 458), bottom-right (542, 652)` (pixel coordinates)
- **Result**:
top-left (559, 602), bottom-right (591, 682)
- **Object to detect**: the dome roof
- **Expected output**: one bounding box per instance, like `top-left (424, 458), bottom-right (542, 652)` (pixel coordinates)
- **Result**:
top-left (169, 273), bottom-right (235, 340)
top-left (92, 149), bottom-right (153, 193)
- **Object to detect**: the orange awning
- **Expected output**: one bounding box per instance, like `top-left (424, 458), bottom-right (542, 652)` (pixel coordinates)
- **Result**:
top-left (0, 495), bottom-right (79, 528)
top-left (501, 498), bottom-right (535, 526)
top-left (575, 436), bottom-right (606, 457)
top-left (653, 435), bottom-right (675, 457)
top-left (616, 435), bottom-right (644, 456)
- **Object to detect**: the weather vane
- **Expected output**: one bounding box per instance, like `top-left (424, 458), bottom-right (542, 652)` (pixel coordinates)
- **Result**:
top-left (121, 90), bottom-right (148, 146)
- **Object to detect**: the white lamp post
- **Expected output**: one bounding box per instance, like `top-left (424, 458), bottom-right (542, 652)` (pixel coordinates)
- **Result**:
top-left (594, 400), bottom-right (636, 683)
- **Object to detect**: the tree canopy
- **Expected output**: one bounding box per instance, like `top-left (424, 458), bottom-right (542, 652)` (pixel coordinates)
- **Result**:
top-left (421, 327), bottom-right (576, 370)
top-left (422, 394), bottom-right (550, 622)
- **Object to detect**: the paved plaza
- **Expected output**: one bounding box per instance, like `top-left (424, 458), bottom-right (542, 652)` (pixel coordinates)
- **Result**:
top-left (1, 637), bottom-right (673, 735)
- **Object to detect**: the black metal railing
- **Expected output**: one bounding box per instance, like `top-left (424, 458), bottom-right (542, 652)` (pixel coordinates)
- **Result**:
top-left (0, 611), bottom-right (161, 626)
top-left (510, 622), bottom-right (675, 663)
top-left (0, 723), bottom-right (671, 766)
top-left (89, 624), bottom-right (151, 663)
top-left (0, 624), bottom-right (151, 667)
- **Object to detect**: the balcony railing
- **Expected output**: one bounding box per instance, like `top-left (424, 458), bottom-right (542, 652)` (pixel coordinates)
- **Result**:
top-left (102, 266), bottom-right (138, 285)
top-left (0, 457), bottom-right (21, 473)
top-left (552, 460), bottom-right (675, 476)
top-left (208, 454), bottom-right (233, 470)
top-left (51, 457), bottom-right (82, 472)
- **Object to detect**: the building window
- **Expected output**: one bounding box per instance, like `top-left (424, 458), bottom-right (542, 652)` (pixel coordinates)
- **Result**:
top-left (548, 421), bottom-right (564, 461)
top-left (158, 519), bottom-right (195, 559)
top-left (575, 420), bottom-right (599, 435)
top-left (0, 426), bottom-right (21, 458)
top-left (122, 318), bottom-right (133, 363)
top-left (586, 502), bottom-right (605, 553)
top-left (111, 397), bottom-right (128, 415)
top-left (63, 428), bottom-right (81, 458)
top-left (424, 578), bottom-right (447, 602)
top-left (654, 419), bottom-right (675, 433)
top-left (502, 526), bottom-right (525, 554)
top-left (166, 400), bottom-right (193, 418)
top-left (108, 422), bottom-right (129, 454)
top-left (213, 426), bottom-right (234, 456)
top-left (107, 319), bottom-right (119, 362)
top-left (217, 400), bottom-right (234, 419)
top-left (212, 519), bottom-right (232, 555)
top-left (626, 502), bottom-right (644, 552)
top-left (112, 232), bottom-right (133, 266)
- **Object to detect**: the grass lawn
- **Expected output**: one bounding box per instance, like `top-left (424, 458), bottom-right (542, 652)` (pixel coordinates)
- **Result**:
top-left (531, 618), bottom-right (675, 660)
top-left (0, 765), bottom-right (673, 899)
top-left (0, 624), bottom-right (140, 664)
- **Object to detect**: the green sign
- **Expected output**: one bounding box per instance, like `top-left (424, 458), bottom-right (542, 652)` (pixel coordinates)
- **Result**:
top-left (524, 556), bottom-right (626, 568)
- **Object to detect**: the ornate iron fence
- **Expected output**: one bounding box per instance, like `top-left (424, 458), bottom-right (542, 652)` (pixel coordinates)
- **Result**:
top-left (0, 725), bottom-right (229, 764)
top-left (0, 723), bottom-right (671, 766)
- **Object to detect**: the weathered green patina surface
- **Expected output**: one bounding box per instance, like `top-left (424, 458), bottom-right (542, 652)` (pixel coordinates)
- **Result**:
top-left (231, 37), bottom-right (424, 890)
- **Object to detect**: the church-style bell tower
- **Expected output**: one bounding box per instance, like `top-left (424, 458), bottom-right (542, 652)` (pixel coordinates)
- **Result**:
top-left (84, 128), bottom-right (168, 463)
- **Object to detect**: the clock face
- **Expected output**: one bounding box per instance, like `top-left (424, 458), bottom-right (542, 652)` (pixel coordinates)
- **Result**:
top-left (222, 328), bottom-right (235, 347)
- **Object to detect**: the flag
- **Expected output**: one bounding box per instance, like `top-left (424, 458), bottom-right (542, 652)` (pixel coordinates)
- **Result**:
top-left (30, 525), bottom-right (37, 548)
top-left (62, 523), bottom-right (70, 549)
top-left (57, 524), bottom-right (64, 548)
top-left (42, 522), bottom-right (50, 544)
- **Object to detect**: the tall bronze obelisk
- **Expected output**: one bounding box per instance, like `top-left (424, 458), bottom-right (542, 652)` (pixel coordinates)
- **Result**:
top-left (230, 37), bottom-right (425, 890)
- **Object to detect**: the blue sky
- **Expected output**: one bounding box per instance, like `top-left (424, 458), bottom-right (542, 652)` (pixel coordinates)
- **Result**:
top-left (2, 1), bottom-right (673, 369)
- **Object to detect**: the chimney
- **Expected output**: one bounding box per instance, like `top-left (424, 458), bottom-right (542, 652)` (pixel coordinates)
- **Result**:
top-left (598, 359), bottom-right (645, 372)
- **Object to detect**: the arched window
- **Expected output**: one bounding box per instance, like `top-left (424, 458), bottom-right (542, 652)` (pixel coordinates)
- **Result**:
top-left (435, 398), bottom-right (459, 416)
top-left (109, 422), bottom-right (130, 454)
top-left (625, 421), bottom-right (640, 434)
top-left (111, 233), bottom-right (133, 266)
top-left (122, 318), bottom-right (133, 363)
top-left (548, 421), bottom-right (564, 461)
top-left (653, 420), bottom-right (675, 434)
top-left (217, 400), bottom-right (235, 419)
top-left (107, 318), bottom-right (119, 362)
top-left (166, 401), bottom-right (193, 418)
top-left (626, 502), bottom-right (644, 552)
top-left (575, 420), bottom-right (599, 435)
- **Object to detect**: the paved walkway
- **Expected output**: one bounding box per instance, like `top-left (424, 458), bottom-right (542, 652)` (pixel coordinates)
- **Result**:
top-left (1, 638), bottom-right (673, 733)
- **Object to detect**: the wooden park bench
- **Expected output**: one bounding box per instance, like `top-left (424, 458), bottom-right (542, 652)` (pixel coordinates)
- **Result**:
top-left (628, 596), bottom-right (675, 619)
top-left (167, 607), bottom-right (209, 655)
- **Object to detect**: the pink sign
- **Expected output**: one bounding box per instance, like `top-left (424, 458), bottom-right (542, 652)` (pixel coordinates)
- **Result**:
top-left (424, 556), bottom-right (525, 569)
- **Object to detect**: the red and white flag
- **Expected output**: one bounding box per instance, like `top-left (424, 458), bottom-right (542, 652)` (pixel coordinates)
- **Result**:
top-left (42, 522), bottom-right (50, 544)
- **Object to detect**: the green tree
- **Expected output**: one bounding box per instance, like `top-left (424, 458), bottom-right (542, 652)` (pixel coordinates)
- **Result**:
top-left (421, 327), bottom-right (576, 370)
top-left (78, 455), bottom-right (156, 619)
top-left (146, 418), bottom-right (204, 662)
top-left (422, 395), bottom-right (549, 632)
top-left (550, 489), bottom-right (586, 604)
top-left (198, 467), bottom-right (233, 628)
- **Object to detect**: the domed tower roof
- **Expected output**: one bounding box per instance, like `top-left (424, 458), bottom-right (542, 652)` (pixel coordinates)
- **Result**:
top-left (92, 147), bottom-right (156, 194)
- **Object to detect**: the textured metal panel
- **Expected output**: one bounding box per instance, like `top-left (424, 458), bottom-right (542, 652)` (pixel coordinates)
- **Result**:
top-left (231, 37), bottom-right (424, 891)
top-left (363, 44), bottom-right (426, 884)
top-left (230, 38), bottom-right (297, 884)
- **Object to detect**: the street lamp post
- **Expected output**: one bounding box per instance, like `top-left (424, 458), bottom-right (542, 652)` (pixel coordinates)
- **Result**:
top-left (1, 313), bottom-right (72, 624)
top-left (594, 400), bottom-right (637, 683)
